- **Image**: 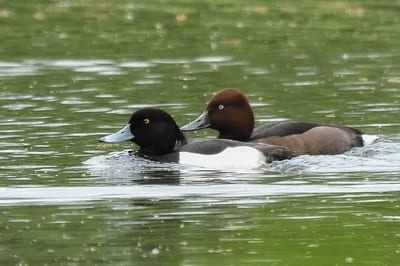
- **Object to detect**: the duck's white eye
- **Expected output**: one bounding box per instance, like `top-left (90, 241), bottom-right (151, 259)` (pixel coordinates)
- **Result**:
top-left (218, 104), bottom-right (224, 110)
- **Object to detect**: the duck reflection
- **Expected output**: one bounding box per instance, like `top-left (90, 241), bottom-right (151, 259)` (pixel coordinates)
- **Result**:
top-left (133, 170), bottom-right (180, 185)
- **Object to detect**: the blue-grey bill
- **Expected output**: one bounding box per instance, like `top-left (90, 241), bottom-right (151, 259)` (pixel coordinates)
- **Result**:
top-left (99, 124), bottom-right (134, 143)
top-left (180, 111), bottom-right (211, 131)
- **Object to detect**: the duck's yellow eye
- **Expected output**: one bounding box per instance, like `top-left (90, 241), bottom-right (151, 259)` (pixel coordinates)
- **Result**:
top-left (143, 118), bottom-right (150, 124)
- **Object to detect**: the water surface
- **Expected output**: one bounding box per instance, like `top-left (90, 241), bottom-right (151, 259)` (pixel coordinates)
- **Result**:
top-left (1, 0), bottom-right (400, 265)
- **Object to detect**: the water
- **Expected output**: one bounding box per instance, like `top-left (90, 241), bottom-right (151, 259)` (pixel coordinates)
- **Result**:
top-left (1, 0), bottom-right (400, 264)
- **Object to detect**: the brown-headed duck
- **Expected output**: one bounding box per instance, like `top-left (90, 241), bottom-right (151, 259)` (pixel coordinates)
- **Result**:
top-left (180, 88), bottom-right (363, 155)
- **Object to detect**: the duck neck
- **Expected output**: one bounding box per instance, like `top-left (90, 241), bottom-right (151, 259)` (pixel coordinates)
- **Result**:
top-left (218, 131), bottom-right (250, 141)
top-left (174, 130), bottom-right (188, 150)
top-left (216, 110), bottom-right (254, 141)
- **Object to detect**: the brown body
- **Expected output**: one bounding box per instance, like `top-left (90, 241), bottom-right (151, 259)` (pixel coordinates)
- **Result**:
top-left (257, 126), bottom-right (361, 155)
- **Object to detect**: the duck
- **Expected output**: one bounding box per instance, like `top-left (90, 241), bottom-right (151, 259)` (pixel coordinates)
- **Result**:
top-left (180, 88), bottom-right (364, 155)
top-left (99, 107), bottom-right (294, 169)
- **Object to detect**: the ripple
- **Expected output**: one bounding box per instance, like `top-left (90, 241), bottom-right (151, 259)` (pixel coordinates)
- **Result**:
top-left (2, 103), bottom-right (36, 110)
top-left (245, 67), bottom-right (269, 75)
top-left (365, 107), bottom-right (400, 112)
top-left (0, 62), bottom-right (39, 77)
top-left (107, 109), bottom-right (133, 115)
top-left (95, 94), bottom-right (115, 98)
top-left (338, 85), bottom-right (376, 91)
top-left (151, 58), bottom-right (191, 64)
top-left (282, 81), bottom-right (320, 86)
top-left (0, 182), bottom-right (400, 206)
top-left (195, 56), bottom-right (232, 63)
top-left (125, 103), bottom-right (184, 109)
top-left (98, 69), bottom-right (126, 75)
top-left (296, 71), bottom-right (316, 76)
top-left (119, 61), bottom-right (154, 68)
top-left (61, 97), bottom-right (93, 105)
top-left (33, 106), bottom-right (55, 111)
top-left (342, 53), bottom-right (396, 60)
top-left (333, 70), bottom-right (359, 76)
top-left (47, 83), bottom-right (67, 88)
top-left (46, 59), bottom-right (113, 67)
top-left (33, 122), bottom-right (72, 127)
top-left (0, 149), bottom-right (28, 154)
top-left (31, 96), bottom-right (58, 101)
top-left (74, 107), bottom-right (111, 113)
top-left (0, 135), bottom-right (21, 140)
top-left (0, 61), bottom-right (21, 67)
top-left (134, 79), bottom-right (161, 85)
top-left (74, 66), bottom-right (121, 73)
top-left (0, 94), bottom-right (33, 100)
top-left (0, 165), bottom-right (57, 170)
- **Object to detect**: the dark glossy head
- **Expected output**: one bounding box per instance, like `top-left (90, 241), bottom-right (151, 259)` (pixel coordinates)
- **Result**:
top-left (100, 108), bottom-right (187, 156)
top-left (181, 88), bottom-right (254, 141)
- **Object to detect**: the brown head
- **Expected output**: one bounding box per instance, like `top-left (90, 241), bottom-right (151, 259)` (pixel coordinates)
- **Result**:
top-left (181, 88), bottom-right (254, 141)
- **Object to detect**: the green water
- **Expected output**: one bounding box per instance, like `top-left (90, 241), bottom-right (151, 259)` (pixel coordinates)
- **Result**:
top-left (1, 0), bottom-right (400, 265)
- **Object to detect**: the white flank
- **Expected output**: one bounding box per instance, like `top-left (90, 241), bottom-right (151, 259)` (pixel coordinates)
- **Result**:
top-left (362, 134), bottom-right (380, 146)
top-left (179, 146), bottom-right (266, 170)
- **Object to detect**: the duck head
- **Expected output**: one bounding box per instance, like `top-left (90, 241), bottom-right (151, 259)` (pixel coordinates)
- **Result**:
top-left (100, 108), bottom-right (187, 156)
top-left (181, 88), bottom-right (254, 141)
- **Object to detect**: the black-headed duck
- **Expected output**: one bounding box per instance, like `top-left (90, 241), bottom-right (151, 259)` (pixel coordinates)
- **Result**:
top-left (100, 107), bottom-right (294, 169)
